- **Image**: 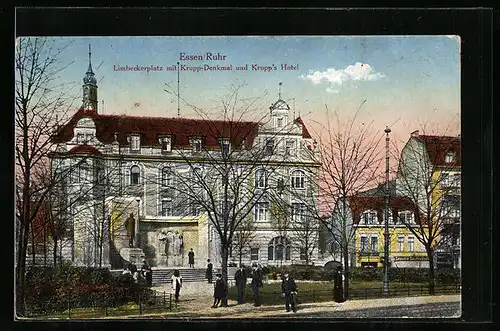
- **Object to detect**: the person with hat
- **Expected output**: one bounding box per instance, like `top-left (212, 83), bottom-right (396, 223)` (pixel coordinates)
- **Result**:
top-left (234, 264), bottom-right (247, 304)
top-left (251, 263), bottom-right (263, 307)
top-left (212, 273), bottom-right (227, 308)
top-left (281, 272), bottom-right (297, 312)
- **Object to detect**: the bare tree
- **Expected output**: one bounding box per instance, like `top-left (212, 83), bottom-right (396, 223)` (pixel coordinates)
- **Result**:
top-left (232, 215), bottom-right (256, 267)
top-left (301, 104), bottom-right (383, 299)
top-left (159, 82), bottom-right (302, 306)
top-left (395, 130), bottom-right (461, 294)
top-left (15, 37), bottom-right (76, 316)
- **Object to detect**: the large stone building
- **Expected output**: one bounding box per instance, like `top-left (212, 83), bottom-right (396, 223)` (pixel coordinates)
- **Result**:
top-left (48, 50), bottom-right (322, 269)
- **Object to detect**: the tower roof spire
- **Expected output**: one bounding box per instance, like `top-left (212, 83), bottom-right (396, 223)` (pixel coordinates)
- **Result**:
top-left (278, 82), bottom-right (282, 100)
top-left (83, 44), bottom-right (97, 85)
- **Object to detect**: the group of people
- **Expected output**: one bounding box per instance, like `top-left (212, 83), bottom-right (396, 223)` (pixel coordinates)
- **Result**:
top-left (121, 260), bottom-right (153, 287)
top-left (208, 262), bottom-right (298, 312)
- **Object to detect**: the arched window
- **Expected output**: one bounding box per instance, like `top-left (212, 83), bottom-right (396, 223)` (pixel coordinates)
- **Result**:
top-left (161, 167), bottom-right (173, 187)
top-left (267, 237), bottom-right (291, 261)
top-left (255, 169), bottom-right (268, 188)
top-left (291, 170), bottom-right (305, 189)
top-left (130, 165), bottom-right (141, 185)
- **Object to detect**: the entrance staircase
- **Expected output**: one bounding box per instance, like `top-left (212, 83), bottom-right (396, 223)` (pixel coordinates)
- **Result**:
top-left (151, 267), bottom-right (220, 285)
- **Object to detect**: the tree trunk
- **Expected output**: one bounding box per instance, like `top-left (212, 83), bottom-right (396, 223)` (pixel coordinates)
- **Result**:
top-left (343, 243), bottom-right (350, 300)
top-left (221, 244), bottom-right (229, 307)
top-left (427, 249), bottom-right (435, 295)
top-left (53, 237), bottom-right (58, 268)
top-left (31, 222), bottom-right (36, 266)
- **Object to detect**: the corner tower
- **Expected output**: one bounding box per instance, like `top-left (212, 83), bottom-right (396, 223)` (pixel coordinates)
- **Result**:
top-left (82, 45), bottom-right (98, 112)
top-left (269, 82), bottom-right (290, 129)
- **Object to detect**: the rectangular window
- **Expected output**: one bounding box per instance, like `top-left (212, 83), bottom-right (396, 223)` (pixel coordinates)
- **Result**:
top-left (408, 236), bottom-right (414, 252)
top-left (370, 236), bottom-right (378, 254)
top-left (264, 138), bottom-right (275, 156)
top-left (130, 136), bottom-right (140, 151)
top-left (220, 139), bottom-right (230, 157)
top-left (191, 138), bottom-right (202, 153)
top-left (77, 133), bottom-right (84, 144)
top-left (398, 211), bottom-right (414, 224)
top-left (292, 203), bottom-right (305, 222)
top-left (250, 247), bottom-right (259, 261)
top-left (254, 202), bottom-right (269, 221)
top-left (300, 247), bottom-right (307, 260)
top-left (441, 195), bottom-right (461, 218)
top-left (161, 200), bottom-right (172, 216)
top-left (161, 137), bottom-right (172, 152)
top-left (360, 236), bottom-right (368, 252)
top-left (397, 235), bottom-right (405, 252)
top-left (362, 211), bottom-right (377, 225)
top-left (277, 117), bottom-right (283, 127)
top-left (285, 140), bottom-right (296, 156)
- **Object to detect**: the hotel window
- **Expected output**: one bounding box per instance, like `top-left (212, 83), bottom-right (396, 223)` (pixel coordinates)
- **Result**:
top-left (130, 135), bottom-right (140, 151)
top-left (291, 170), bottom-right (305, 189)
top-left (360, 236), bottom-right (368, 252)
top-left (130, 165), bottom-right (141, 185)
top-left (255, 169), bottom-right (268, 188)
top-left (161, 199), bottom-right (172, 216)
top-left (161, 136), bottom-right (172, 152)
top-left (407, 236), bottom-right (415, 252)
top-left (254, 202), bottom-right (269, 221)
top-left (370, 236), bottom-right (379, 254)
top-left (291, 203), bottom-right (306, 222)
top-left (361, 211), bottom-right (377, 225)
top-left (250, 247), bottom-right (259, 261)
top-left (220, 138), bottom-right (230, 157)
top-left (285, 140), bottom-right (296, 156)
top-left (161, 167), bottom-right (173, 187)
top-left (191, 138), bottom-right (202, 153)
top-left (78, 161), bottom-right (89, 183)
top-left (264, 138), bottom-right (275, 156)
top-left (77, 133), bottom-right (85, 144)
top-left (397, 235), bottom-right (405, 252)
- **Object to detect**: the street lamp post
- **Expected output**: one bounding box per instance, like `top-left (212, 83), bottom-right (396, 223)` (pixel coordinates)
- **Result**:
top-left (383, 126), bottom-right (391, 296)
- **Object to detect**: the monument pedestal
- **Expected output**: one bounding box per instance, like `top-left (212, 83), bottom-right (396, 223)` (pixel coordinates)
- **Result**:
top-left (120, 247), bottom-right (145, 265)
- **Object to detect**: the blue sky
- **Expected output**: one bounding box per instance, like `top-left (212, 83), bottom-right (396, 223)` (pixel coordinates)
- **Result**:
top-left (34, 36), bottom-right (461, 143)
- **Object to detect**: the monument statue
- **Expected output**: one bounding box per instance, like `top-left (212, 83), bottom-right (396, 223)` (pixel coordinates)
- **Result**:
top-left (124, 213), bottom-right (136, 248)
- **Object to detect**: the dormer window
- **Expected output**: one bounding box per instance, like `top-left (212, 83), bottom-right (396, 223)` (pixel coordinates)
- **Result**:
top-left (77, 133), bottom-right (85, 144)
top-left (264, 138), bottom-right (275, 156)
top-left (130, 135), bottom-right (141, 151)
top-left (445, 151), bottom-right (456, 163)
top-left (220, 138), bottom-right (230, 157)
top-left (285, 140), bottom-right (296, 156)
top-left (361, 210), bottom-right (377, 225)
top-left (160, 136), bottom-right (172, 153)
top-left (398, 211), bottom-right (415, 224)
top-left (191, 138), bottom-right (202, 153)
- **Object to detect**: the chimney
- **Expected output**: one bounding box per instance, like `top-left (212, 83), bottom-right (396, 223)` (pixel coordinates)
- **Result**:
top-left (410, 130), bottom-right (419, 137)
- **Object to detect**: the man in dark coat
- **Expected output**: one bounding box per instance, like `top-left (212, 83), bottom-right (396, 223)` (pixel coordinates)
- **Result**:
top-left (188, 248), bottom-right (195, 268)
top-left (234, 265), bottom-right (247, 304)
top-left (211, 274), bottom-right (227, 308)
top-left (251, 263), bottom-right (263, 307)
top-left (333, 266), bottom-right (344, 303)
top-left (205, 259), bottom-right (213, 283)
top-left (281, 272), bottom-right (297, 312)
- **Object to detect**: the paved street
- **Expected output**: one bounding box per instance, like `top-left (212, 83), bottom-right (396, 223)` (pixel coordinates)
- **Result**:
top-left (134, 285), bottom-right (461, 319)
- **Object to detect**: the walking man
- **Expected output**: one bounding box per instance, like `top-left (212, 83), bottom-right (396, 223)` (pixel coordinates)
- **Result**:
top-left (281, 272), bottom-right (297, 312)
top-left (188, 248), bottom-right (195, 268)
top-left (206, 259), bottom-right (213, 283)
top-left (251, 263), bottom-right (263, 307)
top-left (234, 265), bottom-right (247, 304)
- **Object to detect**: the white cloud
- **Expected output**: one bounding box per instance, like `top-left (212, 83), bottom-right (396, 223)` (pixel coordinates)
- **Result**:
top-left (299, 62), bottom-right (385, 92)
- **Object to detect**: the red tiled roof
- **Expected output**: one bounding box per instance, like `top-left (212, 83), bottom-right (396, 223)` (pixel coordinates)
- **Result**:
top-left (347, 195), bottom-right (419, 225)
top-left (52, 109), bottom-right (314, 148)
top-left (417, 135), bottom-right (461, 167)
top-left (52, 108), bottom-right (260, 149)
top-left (294, 117), bottom-right (312, 139)
top-left (68, 144), bottom-right (102, 155)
